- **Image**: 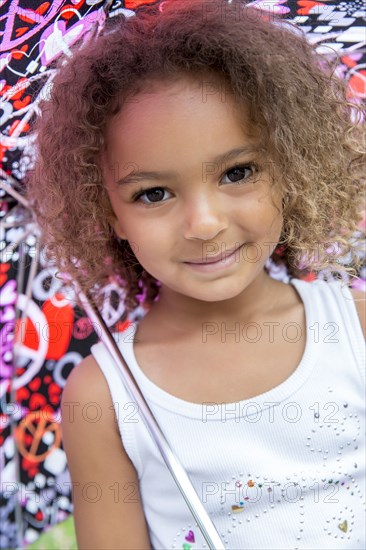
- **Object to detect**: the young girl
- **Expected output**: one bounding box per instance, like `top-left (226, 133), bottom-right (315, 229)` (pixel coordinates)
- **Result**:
top-left (28, 0), bottom-right (365, 548)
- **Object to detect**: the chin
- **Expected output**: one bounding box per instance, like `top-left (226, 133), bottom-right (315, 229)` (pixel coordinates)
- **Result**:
top-left (186, 285), bottom-right (246, 303)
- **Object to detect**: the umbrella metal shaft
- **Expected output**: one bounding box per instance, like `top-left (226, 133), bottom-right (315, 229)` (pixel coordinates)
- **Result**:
top-left (76, 287), bottom-right (225, 550)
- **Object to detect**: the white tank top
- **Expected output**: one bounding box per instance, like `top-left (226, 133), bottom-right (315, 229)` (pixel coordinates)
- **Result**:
top-left (91, 278), bottom-right (365, 550)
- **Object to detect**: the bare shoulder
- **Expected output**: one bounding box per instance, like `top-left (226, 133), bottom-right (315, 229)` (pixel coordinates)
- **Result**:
top-left (350, 289), bottom-right (366, 339)
top-left (61, 354), bottom-right (151, 549)
top-left (61, 353), bottom-right (120, 442)
top-left (61, 352), bottom-right (111, 411)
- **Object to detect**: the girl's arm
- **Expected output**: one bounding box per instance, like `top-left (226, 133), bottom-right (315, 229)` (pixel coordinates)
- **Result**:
top-left (61, 355), bottom-right (152, 549)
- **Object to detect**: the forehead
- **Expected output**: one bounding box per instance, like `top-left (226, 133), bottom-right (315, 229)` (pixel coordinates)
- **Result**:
top-left (103, 76), bottom-right (262, 168)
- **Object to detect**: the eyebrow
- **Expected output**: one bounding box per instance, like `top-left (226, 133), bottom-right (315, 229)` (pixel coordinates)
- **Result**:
top-left (116, 145), bottom-right (262, 186)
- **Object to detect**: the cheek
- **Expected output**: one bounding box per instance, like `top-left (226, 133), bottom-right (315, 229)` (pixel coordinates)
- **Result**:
top-left (123, 221), bottom-right (169, 261)
top-left (264, 210), bottom-right (283, 241)
top-left (236, 197), bottom-right (282, 235)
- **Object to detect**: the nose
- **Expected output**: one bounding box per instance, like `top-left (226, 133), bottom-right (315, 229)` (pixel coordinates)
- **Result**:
top-left (183, 192), bottom-right (228, 241)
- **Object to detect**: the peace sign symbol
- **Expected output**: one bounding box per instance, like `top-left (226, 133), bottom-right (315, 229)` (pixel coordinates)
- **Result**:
top-left (16, 410), bottom-right (61, 462)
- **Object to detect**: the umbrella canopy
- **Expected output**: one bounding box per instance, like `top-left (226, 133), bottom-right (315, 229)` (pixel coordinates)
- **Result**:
top-left (1, 1), bottom-right (365, 548)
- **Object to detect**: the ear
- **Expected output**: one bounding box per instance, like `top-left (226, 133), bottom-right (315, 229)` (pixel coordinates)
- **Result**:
top-left (112, 217), bottom-right (128, 241)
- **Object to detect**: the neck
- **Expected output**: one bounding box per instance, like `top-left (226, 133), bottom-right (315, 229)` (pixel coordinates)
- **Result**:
top-left (145, 270), bottom-right (280, 335)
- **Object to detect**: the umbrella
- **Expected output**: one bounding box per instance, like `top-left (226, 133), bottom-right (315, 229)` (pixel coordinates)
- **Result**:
top-left (1, 1), bottom-right (365, 548)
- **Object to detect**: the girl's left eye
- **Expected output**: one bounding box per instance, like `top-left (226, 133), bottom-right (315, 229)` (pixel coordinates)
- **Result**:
top-left (221, 163), bottom-right (258, 184)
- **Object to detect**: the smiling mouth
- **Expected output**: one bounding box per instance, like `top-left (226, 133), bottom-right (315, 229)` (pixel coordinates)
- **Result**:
top-left (184, 243), bottom-right (244, 265)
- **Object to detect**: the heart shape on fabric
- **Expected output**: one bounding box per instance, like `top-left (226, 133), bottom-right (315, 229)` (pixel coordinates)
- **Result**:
top-left (231, 504), bottom-right (245, 513)
top-left (185, 530), bottom-right (195, 543)
top-left (338, 520), bottom-right (348, 533)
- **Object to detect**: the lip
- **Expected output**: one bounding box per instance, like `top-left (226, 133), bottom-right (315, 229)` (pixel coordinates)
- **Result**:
top-left (184, 244), bottom-right (243, 264)
top-left (183, 243), bottom-right (244, 273)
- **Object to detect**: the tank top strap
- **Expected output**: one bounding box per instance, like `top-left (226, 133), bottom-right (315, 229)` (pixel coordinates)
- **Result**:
top-left (329, 280), bottom-right (365, 385)
top-left (90, 328), bottom-right (146, 478)
top-left (291, 278), bottom-right (365, 386)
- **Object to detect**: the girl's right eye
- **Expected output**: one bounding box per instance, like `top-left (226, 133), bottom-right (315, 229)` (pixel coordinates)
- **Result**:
top-left (132, 187), bottom-right (172, 205)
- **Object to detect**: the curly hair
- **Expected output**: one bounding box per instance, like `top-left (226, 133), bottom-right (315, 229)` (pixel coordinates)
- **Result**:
top-left (27, 0), bottom-right (365, 314)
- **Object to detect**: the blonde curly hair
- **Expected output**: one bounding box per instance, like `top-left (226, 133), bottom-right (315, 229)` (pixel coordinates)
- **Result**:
top-left (27, 0), bottom-right (365, 313)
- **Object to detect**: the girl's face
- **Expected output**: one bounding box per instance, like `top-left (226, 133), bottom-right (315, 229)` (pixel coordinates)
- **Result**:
top-left (103, 75), bottom-right (283, 303)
